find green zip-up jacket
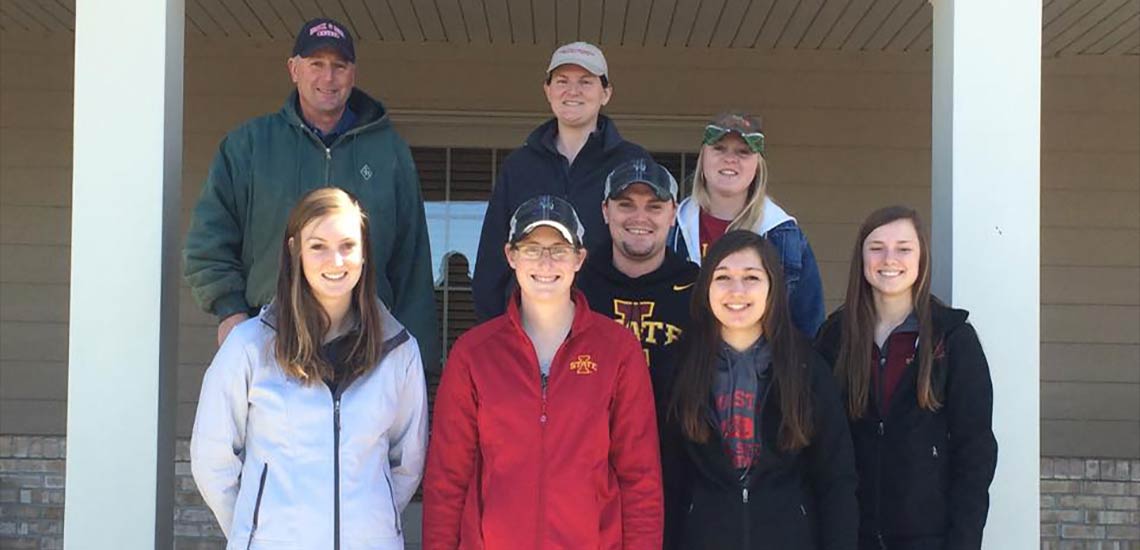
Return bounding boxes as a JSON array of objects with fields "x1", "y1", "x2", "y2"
[{"x1": 183, "y1": 88, "x2": 440, "y2": 372}]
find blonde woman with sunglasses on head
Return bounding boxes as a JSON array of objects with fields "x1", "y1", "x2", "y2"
[{"x1": 670, "y1": 112, "x2": 825, "y2": 338}]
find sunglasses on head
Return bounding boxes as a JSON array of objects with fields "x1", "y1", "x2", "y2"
[{"x1": 703, "y1": 124, "x2": 765, "y2": 154}]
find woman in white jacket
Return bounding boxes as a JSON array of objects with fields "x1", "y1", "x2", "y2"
[{"x1": 191, "y1": 187, "x2": 428, "y2": 550}]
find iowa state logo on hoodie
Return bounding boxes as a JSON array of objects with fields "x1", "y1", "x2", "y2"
[{"x1": 611, "y1": 299, "x2": 684, "y2": 367}]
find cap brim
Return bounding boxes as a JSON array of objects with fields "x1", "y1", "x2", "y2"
[
  {"x1": 517, "y1": 220, "x2": 577, "y2": 246},
  {"x1": 608, "y1": 181, "x2": 675, "y2": 202},
  {"x1": 297, "y1": 40, "x2": 354, "y2": 62},
  {"x1": 546, "y1": 60, "x2": 606, "y2": 77}
]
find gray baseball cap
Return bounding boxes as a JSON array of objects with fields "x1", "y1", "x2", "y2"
[{"x1": 603, "y1": 159, "x2": 679, "y2": 202}]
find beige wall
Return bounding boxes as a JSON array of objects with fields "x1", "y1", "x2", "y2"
[{"x1": 1, "y1": 32, "x2": 1137, "y2": 457}]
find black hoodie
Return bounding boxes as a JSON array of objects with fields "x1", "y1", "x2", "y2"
[{"x1": 577, "y1": 246, "x2": 699, "y2": 408}]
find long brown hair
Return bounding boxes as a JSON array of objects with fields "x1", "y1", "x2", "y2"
[
  {"x1": 274, "y1": 187, "x2": 384, "y2": 383},
  {"x1": 669, "y1": 230, "x2": 814, "y2": 451},
  {"x1": 835, "y1": 205, "x2": 939, "y2": 418}
]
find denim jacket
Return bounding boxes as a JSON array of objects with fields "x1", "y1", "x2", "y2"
[{"x1": 669, "y1": 197, "x2": 825, "y2": 337}]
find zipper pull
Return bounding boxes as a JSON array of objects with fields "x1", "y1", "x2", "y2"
[
  {"x1": 878, "y1": 421, "x2": 884, "y2": 436},
  {"x1": 742, "y1": 487, "x2": 749, "y2": 504},
  {"x1": 334, "y1": 398, "x2": 341, "y2": 432},
  {"x1": 539, "y1": 374, "x2": 548, "y2": 424},
  {"x1": 800, "y1": 504, "x2": 807, "y2": 516},
  {"x1": 325, "y1": 147, "x2": 332, "y2": 160},
  {"x1": 932, "y1": 445, "x2": 939, "y2": 458}
]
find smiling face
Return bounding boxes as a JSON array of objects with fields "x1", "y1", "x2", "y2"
[
  {"x1": 506, "y1": 226, "x2": 586, "y2": 304},
  {"x1": 701, "y1": 133, "x2": 760, "y2": 200},
  {"x1": 602, "y1": 183, "x2": 676, "y2": 265},
  {"x1": 708, "y1": 248, "x2": 771, "y2": 346},
  {"x1": 543, "y1": 64, "x2": 612, "y2": 130},
  {"x1": 288, "y1": 49, "x2": 356, "y2": 122},
  {"x1": 862, "y1": 218, "x2": 921, "y2": 303},
  {"x1": 298, "y1": 209, "x2": 364, "y2": 314}
]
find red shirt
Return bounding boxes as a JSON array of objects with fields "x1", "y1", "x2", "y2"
[
  {"x1": 698, "y1": 209, "x2": 733, "y2": 259},
  {"x1": 423, "y1": 290, "x2": 663, "y2": 549}
]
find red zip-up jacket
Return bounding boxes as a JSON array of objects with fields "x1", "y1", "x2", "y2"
[{"x1": 423, "y1": 290, "x2": 663, "y2": 549}]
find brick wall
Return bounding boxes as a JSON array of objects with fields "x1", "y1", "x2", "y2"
[
  {"x1": 1, "y1": 435, "x2": 1137, "y2": 548},
  {"x1": 1041, "y1": 457, "x2": 1140, "y2": 549}
]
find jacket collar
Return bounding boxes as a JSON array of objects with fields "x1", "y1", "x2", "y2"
[
  {"x1": 280, "y1": 87, "x2": 389, "y2": 133},
  {"x1": 674, "y1": 196, "x2": 796, "y2": 265},
  {"x1": 524, "y1": 114, "x2": 626, "y2": 157},
  {"x1": 258, "y1": 299, "x2": 408, "y2": 351},
  {"x1": 505, "y1": 288, "x2": 596, "y2": 338}
]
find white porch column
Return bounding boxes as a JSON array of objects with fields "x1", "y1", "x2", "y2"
[
  {"x1": 931, "y1": 0, "x2": 1041, "y2": 548},
  {"x1": 65, "y1": 0, "x2": 183, "y2": 548}
]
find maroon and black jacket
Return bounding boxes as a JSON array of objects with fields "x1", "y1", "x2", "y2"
[{"x1": 815, "y1": 300, "x2": 998, "y2": 550}]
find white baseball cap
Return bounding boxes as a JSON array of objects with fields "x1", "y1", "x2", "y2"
[{"x1": 546, "y1": 42, "x2": 608, "y2": 79}]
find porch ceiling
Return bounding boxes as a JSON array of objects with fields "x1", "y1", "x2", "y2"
[{"x1": 0, "y1": 0, "x2": 1136, "y2": 56}]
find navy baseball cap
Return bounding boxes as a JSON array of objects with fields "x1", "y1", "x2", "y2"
[
  {"x1": 604, "y1": 158, "x2": 679, "y2": 202},
  {"x1": 293, "y1": 18, "x2": 355, "y2": 62},
  {"x1": 509, "y1": 195, "x2": 586, "y2": 248}
]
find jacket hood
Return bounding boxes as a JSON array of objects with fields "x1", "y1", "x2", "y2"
[
  {"x1": 523, "y1": 114, "x2": 627, "y2": 156},
  {"x1": 583, "y1": 245, "x2": 700, "y2": 290},
  {"x1": 674, "y1": 196, "x2": 796, "y2": 263},
  {"x1": 280, "y1": 87, "x2": 391, "y2": 131}
]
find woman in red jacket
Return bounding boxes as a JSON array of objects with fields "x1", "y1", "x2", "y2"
[{"x1": 424, "y1": 195, "x2": 663, "y2": 549}]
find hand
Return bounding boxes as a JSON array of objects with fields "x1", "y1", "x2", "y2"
[{"x1": 217, "y1": 313, "x2": 250, "y2": 347}]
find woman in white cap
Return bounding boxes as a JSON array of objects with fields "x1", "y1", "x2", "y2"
[
  {"x1": 425, "y1": 195, "x2": 663, "y2": 549},
  {"x1": 671, "y1": 111, "x2": 826, "y2": 338},
  {"x1": 471, "y1": 41, "x2": 653, "y2": 322}
]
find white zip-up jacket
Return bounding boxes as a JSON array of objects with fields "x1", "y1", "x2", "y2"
[{"x1": 191, "y1": 304, "x2": 428, "y2": 550}]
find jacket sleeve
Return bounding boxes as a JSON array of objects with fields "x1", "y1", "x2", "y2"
[
  {"x1": 804, "y1": 354, "x2": 859, "y2": 550},
  {"x1": 386, "y1": 338, "x2": 429, "y2": 512},
  {"x1": 471, "y1": 166, "x2": 513, "y2": 321},
  {"x1": 944, "y1": 324, "x2": 998, "y2": 550},
  {"x1": 660, "y1": 385, "x2": 693, "y2": 550},
  {"x1": 183, "y1": 134, "x2": 252, "y2": 320},
  {"x1": 387, "y1": 142, "x2": 442, "y2": 372},
  {"x1": 610, "y1": 335, "x2": 665, "y2": 550},
  {"x1": 422, "y1": 341, "x2": 480, "y2": 549},
  {"x1": 790, "y1": 231, "x2": 826, "y2": 339},
  {"x1": 189, "y1": 325, "x2": 253, "y2": 538}
]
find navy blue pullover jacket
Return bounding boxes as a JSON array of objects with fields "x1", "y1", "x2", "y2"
[{"x1": 471, "y1": 115, "x2": 650, "y2": 321}]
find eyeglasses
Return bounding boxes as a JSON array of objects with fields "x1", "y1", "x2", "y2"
[
  {"x1": 513, "y1": 244, "x2": 578, "y2": 262},
  {"x1": 703, "y1": 124, "x2": 765, "y2": 154}
]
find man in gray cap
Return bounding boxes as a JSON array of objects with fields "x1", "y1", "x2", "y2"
[
  {"x1": 471, "y1": 41, "x2": 652, "y2": 321},
  {"x1": 183, "y1": 17, "x2": 440, "y2": 371},
  {"x1": 576, "y1": 159, "x2": 698, "y2": 410}
]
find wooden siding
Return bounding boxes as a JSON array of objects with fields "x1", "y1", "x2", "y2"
[{"x1": 0, "y1": 33, "x2": 1137, "y2": 457}]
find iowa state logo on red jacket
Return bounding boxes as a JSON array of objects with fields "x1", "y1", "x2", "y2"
[{"x1": 569, "y1": 355, "x2": 597, "y2": 375}]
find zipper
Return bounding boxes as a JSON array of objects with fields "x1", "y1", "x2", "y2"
[
  {"x1": 932, "y1": 445, "x2": 939, "y2": 458},
  {"x1": 537, "y1": 370, "x2": 548, "y2": 548},
  {"x1": 246, "y1": 463, "x2": 269, "y2": 550},
  {"x1": 333, "y1": 394, "x2": 342, "y2": 550},
  {"x1": 324, "y1": 147, "x2": 332, "y2": 185},
  {"x1": 874, "y1": 352, "x2": 887, "y2": 547},
  {"x1": 382, "y1": 466, "x2": 403, "y2": 535}
]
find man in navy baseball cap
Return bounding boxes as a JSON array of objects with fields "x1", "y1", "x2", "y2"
[{"x1": 184, "y1": 16, "x2": 441, "y2": 373}]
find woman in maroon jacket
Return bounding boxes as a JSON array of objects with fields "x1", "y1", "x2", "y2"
[
  {"x1": 815, "y1": 206, "x2": 998, "y2": 550},
  {"x1": 424, "y1": 195, "x2": 663, "y2": 549}
]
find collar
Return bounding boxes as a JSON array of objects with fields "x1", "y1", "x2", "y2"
[{"x1": 506, "y1": 288, "x2": 595, "y2": 338}]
